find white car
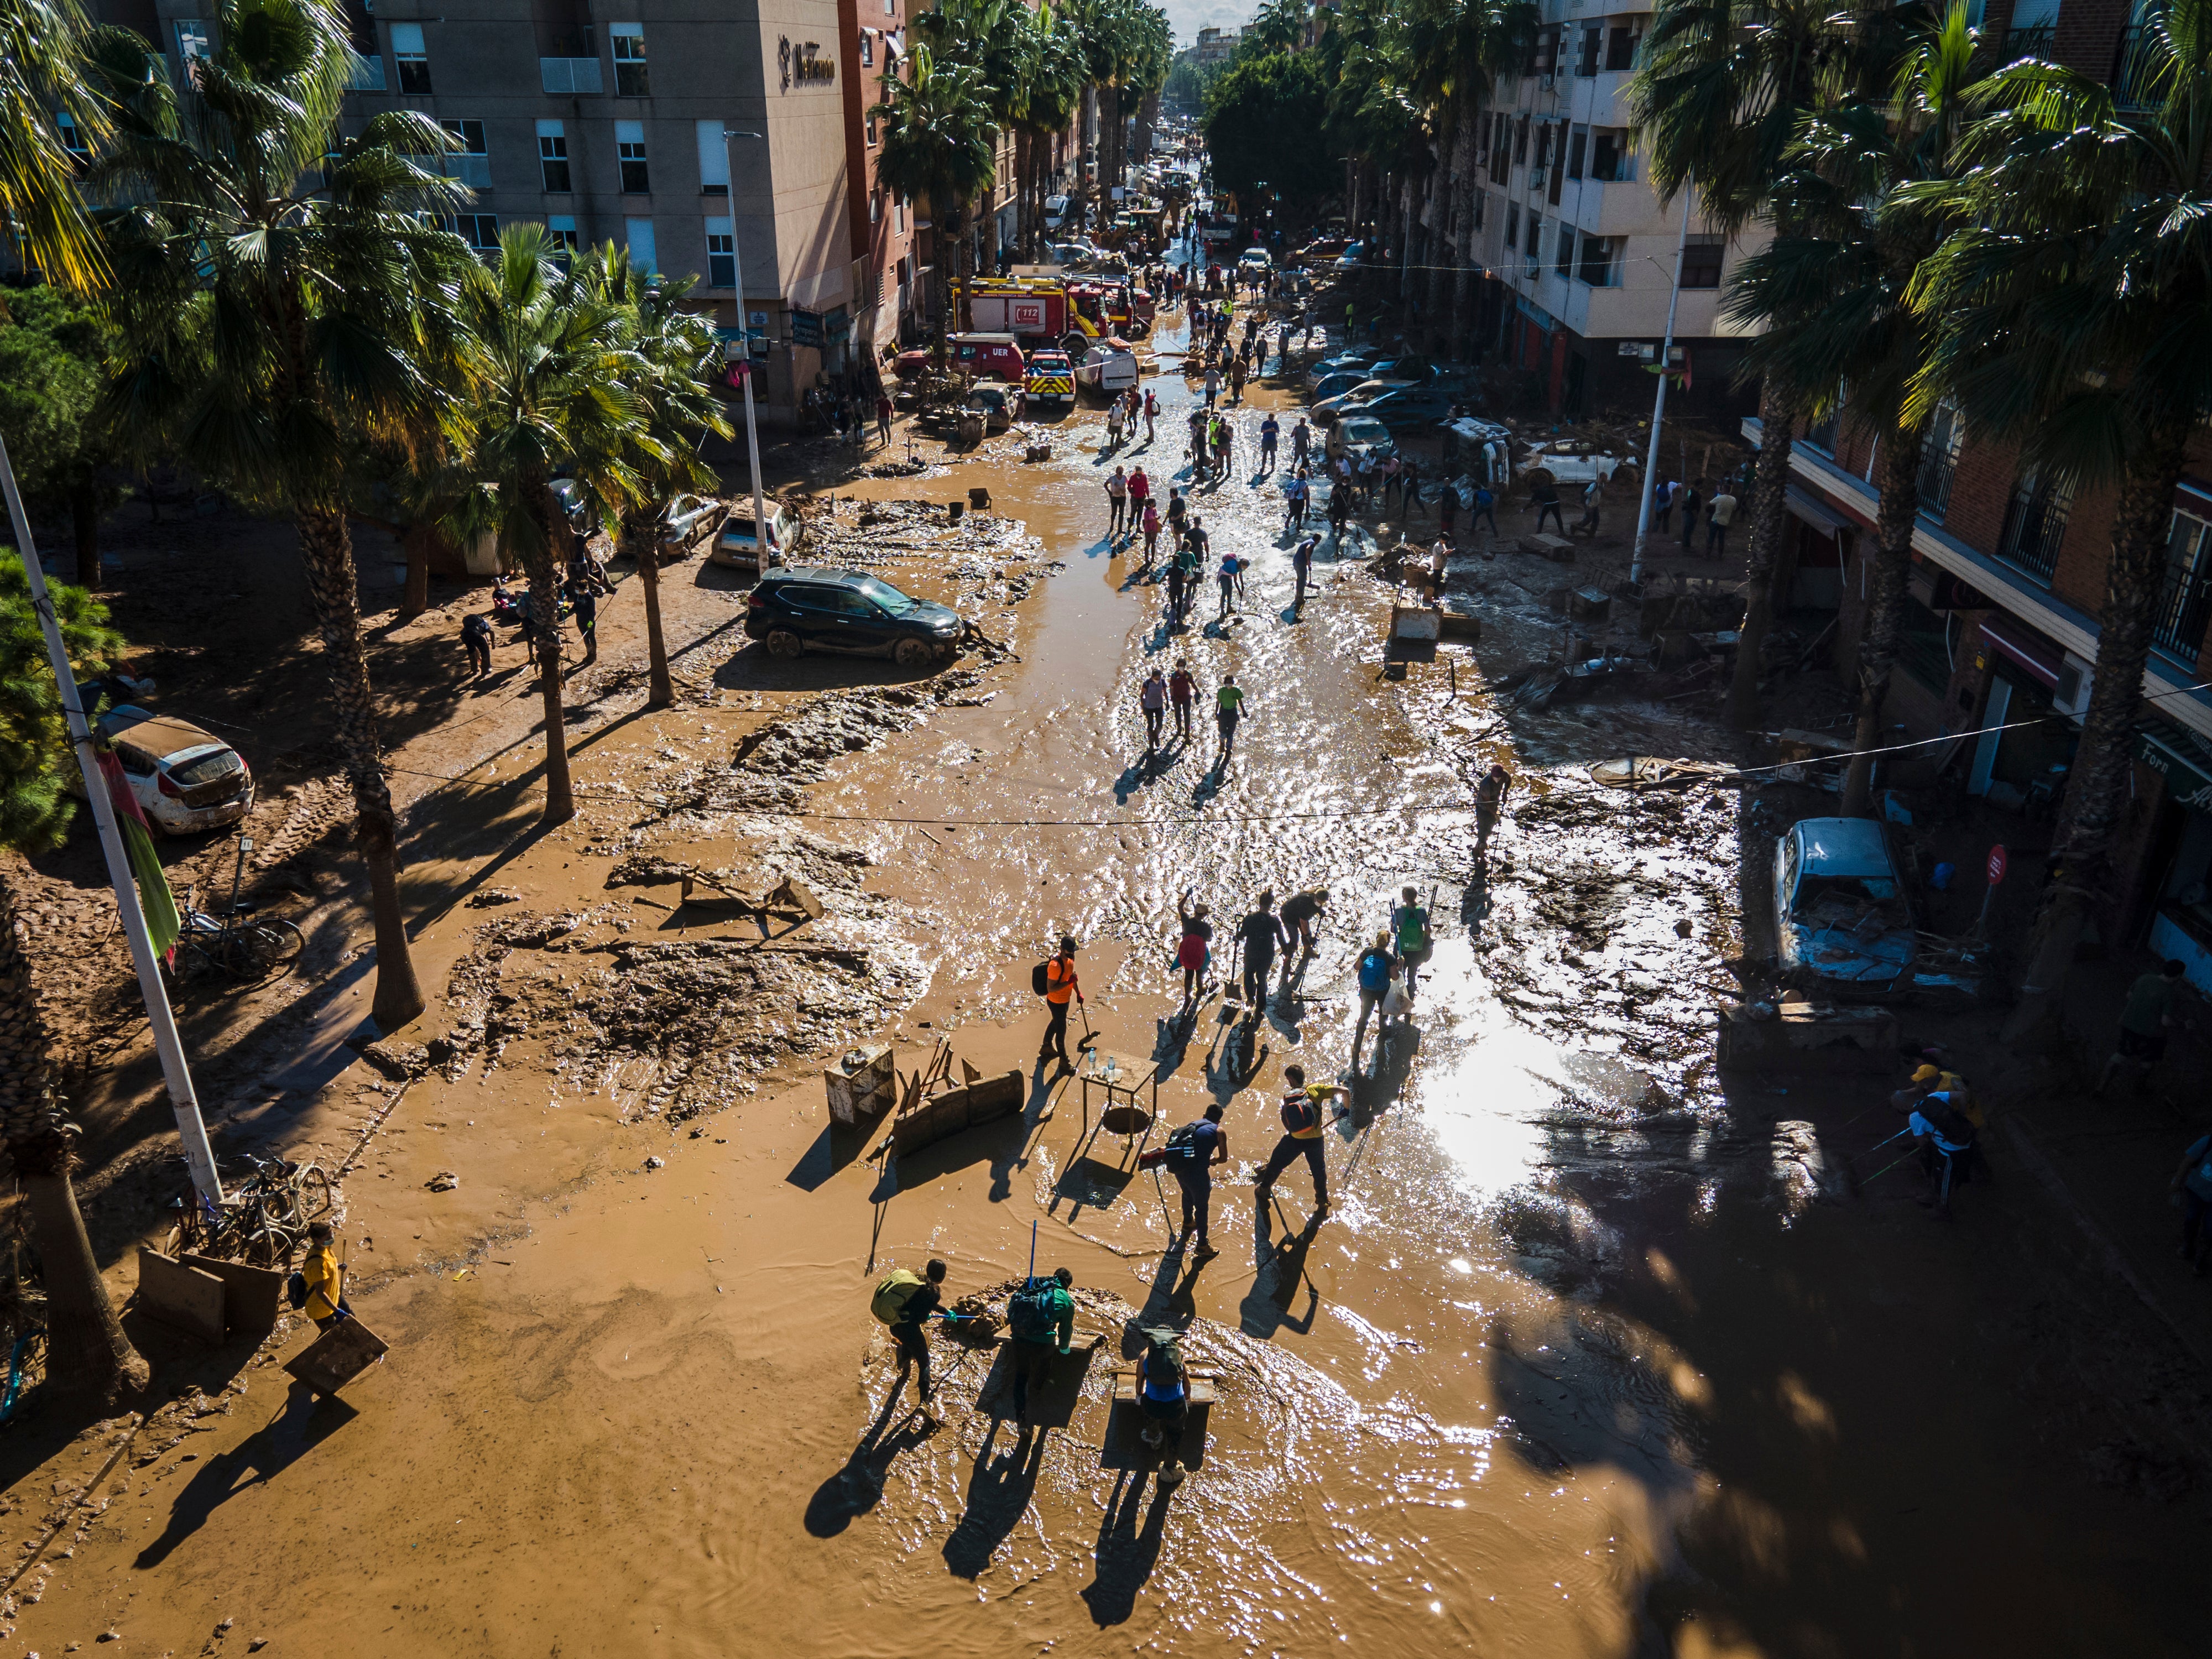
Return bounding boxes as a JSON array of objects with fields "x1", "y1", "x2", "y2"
[
  {"x1": 711, "y1": 502, "x2": 801, "y2": 572},
  {"x1": 1237, "y1": 247, "x2": 1272, "y2": 272},
  {"x1": 1772, "y1": 817, "x2": 1918, "y2": 995},
  {"x1": 1521, "y1": 439, "x2": 1626, "y2": 485},
  {"x1": 96, "y1": 707, "x2": 254, "y2": 836},
  {"x1": 1074, "y1": 343, "x2": 1139, "y2": 398},
  {"x1": 1042, "y1": 194, "x2": 1072, "y2": 231},
  {"x1": 659, "y1": 493, "x2": 722, "y2": 549}
]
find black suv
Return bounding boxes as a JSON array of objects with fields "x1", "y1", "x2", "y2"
[{"x1": 744, "y1": 566, "x2": 965, "y2": 668}]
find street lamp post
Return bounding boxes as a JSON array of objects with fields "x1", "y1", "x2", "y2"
[
  {"x1": 1629, "y1": 189, "x2": 1695, "y2": 589},
  {"x1": 721, "y1": 128, "x2": 771, "y2": 565}
]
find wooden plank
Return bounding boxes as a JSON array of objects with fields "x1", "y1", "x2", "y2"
[
  {"x1": 283, "y1": 1317, "x2": 390, "y2": 1396},
  {"x1": 135, "y1": 1249, "x2": 226, "y2": 1345},
  {"x1": 178, "y1": 1253, "x2": 286, "y2": 1337}
]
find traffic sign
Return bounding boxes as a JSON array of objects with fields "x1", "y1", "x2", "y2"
[{"x1": 1986, "y1": 844, "x2": 2008, "y2": 886}]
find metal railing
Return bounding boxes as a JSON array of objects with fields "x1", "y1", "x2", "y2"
[
  {"x1": 1995, "y1": 473, "x2": 2073, "y2": 583},
  {"x1": 1999, "y1": 23, "x2": 2053, "y2": 61},
  {"x1": 2112, "y1": 24, "x2": 2160, "y2": 106},
  {"x1": 2153, "y1": 515, "x2": 2212, "y2": 660}
]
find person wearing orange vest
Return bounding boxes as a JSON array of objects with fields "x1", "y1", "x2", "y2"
[
  {"x1": 1255, "y1": 1064, "x2": 1348, "y2": 1218},
  {"x1": 1039, "y1": 935, "x2": 1084, "y2": 1071}
]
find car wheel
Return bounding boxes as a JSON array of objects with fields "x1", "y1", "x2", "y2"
[
  {"x1": 766, "y1": 630, "x2": 804, "y2": 660},
  {"x1": 893, "y1": 637, "x2": 933, "y2": 670}
]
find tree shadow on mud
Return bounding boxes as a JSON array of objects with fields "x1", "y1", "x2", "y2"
[
  {"x1": 803, "y1": 1390, "x2": 938, "y2": 1540},
  {"x1": 1081, "y1": 1467, "x2": 1178, "y2": 1626},
  {"x1": 942, "y1": 1417, "x2": 1050, "y2": 1579},
  {"x1": 134, "y1": 1381, "x2": 358, "y2": 1568}
]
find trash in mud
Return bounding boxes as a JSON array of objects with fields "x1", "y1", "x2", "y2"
[{"x1": 426, "y1": 1170, "x2": 459, "y2": 1192}]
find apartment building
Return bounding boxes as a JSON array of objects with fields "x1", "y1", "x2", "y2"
[
  {"x1": 147, "y1": 0, "x2": 860, "y2": 421},
  {"x1": 1192, "y1": 27, "x2": 1239, "y2": 67},
  {"x1": 837, "y1": 0, "x2": 917, "y2": 356},
  {"x1": 1473, "y1": 3, "x2": 1761, "y2": 420},
  {"x1": 1772, "y1": 0, "x2": 2212, "y2": 988}
]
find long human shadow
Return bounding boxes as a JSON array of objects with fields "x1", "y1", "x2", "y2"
[
  {"x1": 135, "y1": 1383, "x2": 359, "y2": 1568},
  {"x1": 1080, "y1": 1467, "x2": 1177, "y2": 1627},
  {"x1": 1239, "y1": 1197, "x2": 1321, "y2": 1340},
  {"x1": 941, "y1": 1417, "x2": 1050, "y2": 1579},
  {"x1": 803, "y1": 1389, "x2": 938, "y2": 1539}
]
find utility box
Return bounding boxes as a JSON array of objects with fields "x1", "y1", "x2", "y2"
[
  {"x1": 825, "y1": 1045, "x2": 897, "y2": 1125},
  {"x1": 1568, "y1": 586, "x2": 1613, "y2": 622}
]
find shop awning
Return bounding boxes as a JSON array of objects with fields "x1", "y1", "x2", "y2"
[
  {"x1": 1785, "y1": 486, "x2": 1846, "y2": 537},
  {"x1": 2138, "y1": 721, "x2": 2212, "y2": 813},
  {"x1": 1979, "y1": 617, "x2": 2064, "y2": 688}
]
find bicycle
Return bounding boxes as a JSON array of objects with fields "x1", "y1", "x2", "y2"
[
  {"x1": 166, "y1": 1151, "x2": 334, "y2": 1265},
  {"x1": 179, "y1": 834, "x2": 305, "y2": 983}
]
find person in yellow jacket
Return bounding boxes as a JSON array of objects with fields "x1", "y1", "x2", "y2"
[
  {"x1": 1255, "y1": 1065, "x2": 1349, "y2": 1219},
  {"x1": 300, "y1": 1220, "x2": 349, "y2": 1328}
]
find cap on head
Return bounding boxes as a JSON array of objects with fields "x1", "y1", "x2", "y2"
[
  {"x1": 1059, "y1": 934, "x2": 1078, "y2": 954},
  {"x1": 1053, "y1": 1267, "x2": 1073, "y2": 1288},
  {"x1": 926, "y1": 1258, "x2": 948, "y2": 1282},
  {"x1": 1285, "y1": 1063, "x2": 1306, "y2": 1086},
  {"x1": 1912, "y1": 1065, "x2": 1940, "y2": 1084}
]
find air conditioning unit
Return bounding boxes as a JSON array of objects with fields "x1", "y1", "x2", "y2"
[
  {"x1": 1538, "y1": 72, "x2": 1556, "y2": 90},
  {"x1": 1530, "y1": 166, "x2": 1548, "y2": 188},
  {"x1": 2054, "y1": 653, "x2": 2094, "y2": 719}
]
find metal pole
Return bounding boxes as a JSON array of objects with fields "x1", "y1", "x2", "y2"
[
  {"x1": 722, "y1": 129, "x2": 771, "y2": 566},
  {"x1": 0, "y1": 433, "x2": 224, "y2": 1208},
  {"x1": 1629, "y1": 188, "x2": 1695, "y2": 589}
]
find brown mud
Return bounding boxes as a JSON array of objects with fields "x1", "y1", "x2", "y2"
[{"x1": 2, "y1": 313, "x2": 2205, "y2": 1659}]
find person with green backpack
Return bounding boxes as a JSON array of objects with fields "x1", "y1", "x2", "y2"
[
  {"x1": 871, "y1": 1257, "x2": 948, "y2": 1412},
  {"x1": 1135, "y1": 1326, "x2": 1191, "y2": 1485},
  {"x1": 1006, "y1": 1266, "x2": 1094, "y2": 1428}
]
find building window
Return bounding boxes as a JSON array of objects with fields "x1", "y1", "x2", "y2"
[
  {"x1": 1578, "y1": 234, "x2": 1618, "y2": 286},
  {"x1": 2153, "y1": 510, "x2": 2212, "y2": 659},
  {"x1": 1535, "y1": 124, "x2": 1552, "y2": 172},
  {"x1": 1577, "y1": 25, "x2": 1600, "y2": 76},
  {"x1": 1472, "y1": 190, "x2": 1485, "y2": 229},
  {"x1": 546, "y1": 215, "x2": 580, "y2": 267},
  {"x1": 440, "y1": 119, "x2": 490, "y2": 189},
  {"x1": 705, "y1": 217, "x2": 736, "y2": 288},
  {"x1": 1567, "y1": 128, "x2": 1586, "y2": 180},
  {"x1": 867, "y1": 114, "x2": 878, "y2": 145},
  {"x1": 1592, "y1": 130, "x2": 1626, "y2": 181},
  {"x1": 617, "y1": 121, "x2": 650, "y2": 194},
  {"x1": 1533, "y1": 27, "x2": 1559, "y2": 76},
  {"x1": 626, "y1": 217, "x2": 658, "y2": 274},
  {"x1": 1505, "y1": 200, "x2": 1520, "y2": 246},
  {"x1": 1917, "y1": 398, "x2": 1964, "y2": 521},
  {"x1": 1995, "y1": 467, "x2": 2074, "y2": 582},
  {"x1": 1605, "y1": 25, "x2": 1639, "y2": 72},
  {"x1": 390, "y1": 22, "x2": 430, "y2": 94},
  {"x1": 870, "y1": 191, "x2": 881, "y2": 224},
  {"x1": 697, "y1": 120, "x2": 729, "y2": 196},
  {"x1": 538, "y1": 121, "x2": 570, "y2": 192},
  {"x1": 1554, "y1": 226, "x2": 1575, "y2": 277},
  {"x1": 1525, "y1": 211, "x2": 1540, "y2": 256},
  {"x1": 55, "y1": 109, "x2": 89, "y2": 165},
  {"x1": 174, "y1": 18, "x2": 215, "y2": 69},
  {"x1": 1804, "y1": 403, "x2": 1840, "y2": 453},
  {"x1": 1680, "y1": 233, "x2": 1724, "y2": 289},
  {"x1": 895, "y1": 197, "x2": 906, "y2": 232},
  {"x1": 1513, "y1": 114, "x2": 1529, "y2": 164},
  {"x1": 445, "y1": 212, "x2": 498, "y2": 254},
  {"x1": 611, "y1": 22, "x2": 649, "y2": 97},
  {"x1": 861, "y1": 33, "x2": 873, "y2": 67}
]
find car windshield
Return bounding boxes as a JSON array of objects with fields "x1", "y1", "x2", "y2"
[
  {"x1": 1792, "y1": 873, "x2": 1901, "y2": 917},
  {"x1": 854, "y1": 576, "x2": 921, "y2": 614},
  {"x1": 1343, "y1": 419, "x2": 1389, "y2": 443}
]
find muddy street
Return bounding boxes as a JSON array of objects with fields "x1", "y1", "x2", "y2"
[{"x1": 5, "y1": 311, "x2": 2205, "y2": 1659}]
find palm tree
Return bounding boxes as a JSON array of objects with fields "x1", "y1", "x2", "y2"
[
  {"x1": 1726, "y1": 4, "x2": 1985, "y2": 816},
  {"x1": 1011, "y1": 8, "x2": 1084, "y2": 259},
  {"x1": 578, "y1": 247, "x2": 733, "y2": 709},
  {"x1": 93, "y1": 0, "x2": 465, "y2": 1033},
  {"x1": 1630, "y1": 0, "x2": 1875, "y2": 730},
  {"x1": 1910, "y1": 0, "x2": 2212, "y2": 1042},
  {"x1": 0, "y1": 0, "x2": 111, "y2": 289},
  {"x1": 873, "y1": 42, "x2": 999, "y2": 361},
  {"x1": 454, "y1": 226, "x2": 641, "y2": 823}
]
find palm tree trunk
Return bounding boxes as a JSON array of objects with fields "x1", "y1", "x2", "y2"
[
  {"x1": 296, "y1": 504, "x2": 427, "y2": 1030},
  {"x1": 628, "y1": 517, "x2": 674, "y2": 708},
  {"x1": 1450, "y1": 95, "x2": 1480, "y2": 358},
  {"x1": 0, "y1": 869, "x2": 148, "y2": 1406},
  {"x1": 514, "y1": 480, "x2": 577, "y2": 825},
  {"x1": 1840, "y1": 416, "x2": 1924, "y2": 816},
  {"x1": 70, "y1": 482, "x2": 100, "y2": 591},
  {"x1": 400, "y1": 520, "x2": 439, "y2": 620},
  {"x1": 1424, "y1": 111, "x2": 1459, "y2": 354},
  {"x1": 1725, "y1": 383, "x2": 1802, "y2": 729},
  {"x1": 2003, "y1": 427, "x2": 2189, "y2": 1045}
]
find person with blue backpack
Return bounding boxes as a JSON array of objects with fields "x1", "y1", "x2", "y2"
[
  {"x1": 1163, "y1": 1103, "x2": 1229, "y2": 1255},
  {"x1": 1349, "y1": 932, "x2": 1397, "y2": 1072}
]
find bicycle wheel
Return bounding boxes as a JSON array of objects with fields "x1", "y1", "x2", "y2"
[
  {"x1": 295, "y1": 1164, "x2": 334, "y2": 1221},
  {"x1": 228, "y1": 921, "x2": 304, "y2": 979}
]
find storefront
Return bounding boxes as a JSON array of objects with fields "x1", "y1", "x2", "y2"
[
  {"x1": 1964, "y1": 615, "x2": 2079, "y2": 811},
  {"x1": 2138, "y1": 722, "x2": 2212, "y2": 994}
]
